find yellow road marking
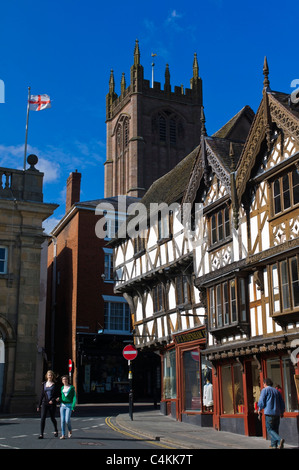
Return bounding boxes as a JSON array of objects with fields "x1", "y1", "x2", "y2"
[{"x1": 105, "y1": 417, "x2": 176, "y2": 449}]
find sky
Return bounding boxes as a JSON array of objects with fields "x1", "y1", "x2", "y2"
[{"x1": 0, "y1": 0, "x2": 298, "y2": 233}]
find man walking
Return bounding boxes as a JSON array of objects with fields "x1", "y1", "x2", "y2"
[{"x1": 258, "y1": 377, "x2": 285, "y2": 449}]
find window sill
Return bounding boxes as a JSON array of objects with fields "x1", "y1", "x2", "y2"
[
  {"x1": 209, "y1": 322, "x2": 250, "y2": 340},
  {"x1": 268, "y1": 204, "x2": 299, "y2": 222},
  {"x1": 208, "y1": 236, "x2": 232, "y2": 253},
  {"x1": 270, "y1": 309, "x2": 299, "y2": 327}
]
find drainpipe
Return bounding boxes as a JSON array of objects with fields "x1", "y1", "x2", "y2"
[{"x1": 50, "y1": 235, "x2": 57, "y2": 370}]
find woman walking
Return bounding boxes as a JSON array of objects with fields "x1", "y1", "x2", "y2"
[
  {"x1": 37, "y1": 370, "x2": 59, "y2": 439},
  {"x1": 59, "y1": 375, "x2": 76, "y2": 439}
]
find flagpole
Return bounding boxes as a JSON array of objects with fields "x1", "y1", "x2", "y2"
[{"x1": 23, "y1": 86, "x2": 31, "y2": 170}]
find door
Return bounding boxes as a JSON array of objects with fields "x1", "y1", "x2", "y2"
[
  {"x1": 245, "y1": 360, "x2": 262, "y2": 436},
  {"x1": 0, "y1": 339, "x2": 4, "y2": 407}
]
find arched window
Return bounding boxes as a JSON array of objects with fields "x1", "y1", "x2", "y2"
[
  {"x1": 115, "y1": 116, "x2": 130, "y2": 154},
  {"x1": 153, "y1": 111, "x2": 184, "y2": 145},
  {"x1": 159, "y1": 115, "x2": 166, "y2": 142}
]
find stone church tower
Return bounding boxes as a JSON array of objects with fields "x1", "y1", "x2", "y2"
[{"x1": 104, "y1": 40, "x2": 203, "y2": 198}]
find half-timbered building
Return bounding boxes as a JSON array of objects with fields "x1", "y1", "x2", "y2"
[
  {"x1": 113, "y1": 59, "x2": 299, "y2": 445},
  {"x1": 112, "y1": 103, "x2": 254, "y2": 425},
  {"x1": 189, "y1": 60, "x2": 299, "y2": 445}
]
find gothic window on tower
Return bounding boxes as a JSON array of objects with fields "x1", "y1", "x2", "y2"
[
  {"x1": 115, "y1": 116, "x2": 130, "y2": 156},
  {"x1": 152, "y1": 111, "x2": 184, "y2": 145}
]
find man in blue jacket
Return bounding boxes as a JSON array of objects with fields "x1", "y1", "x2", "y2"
[{"x1": 258, "y1": 377, "x2": 285, "y2": 449}]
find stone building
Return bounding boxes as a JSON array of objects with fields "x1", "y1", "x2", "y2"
[
  {"x1": 104, "y1": 40, "x2": 203, "y2": 198},
  {"x1": 0, "y1": 155, "x2": 57, "y2": 413}
]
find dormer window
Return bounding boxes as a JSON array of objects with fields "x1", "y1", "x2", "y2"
[
  {"x1": 272, "y1": 167, "x2": 299, "y2": 216},
  {"x1": 210, "y1": 206, "x2": 230, "y2": 245}
]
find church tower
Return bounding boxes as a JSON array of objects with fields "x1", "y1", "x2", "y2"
[{"x1": 104, "y1": 40, "x2": 203, "y2": 198}]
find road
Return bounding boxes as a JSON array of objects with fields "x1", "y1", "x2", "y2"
[{"x1": 0, "y1": 403, "x2": 175, "y2": 451}]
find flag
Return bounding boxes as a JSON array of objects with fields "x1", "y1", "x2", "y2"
[{"x1": 29, "y1": 94, "x2": 51, "y2": 111}]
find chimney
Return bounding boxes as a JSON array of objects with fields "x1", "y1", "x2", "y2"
[{"x1": 66, "y1": 170, "x2": 81, "y2": 212}]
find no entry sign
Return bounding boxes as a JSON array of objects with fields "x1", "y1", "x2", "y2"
[{"x1": 123, "y1": 344, "x2": 138, "y2": 361}]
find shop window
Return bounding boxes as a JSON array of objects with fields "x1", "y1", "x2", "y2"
[
  {"x1": 183, "y1": 349, "x2": 201, "y2": 411},
  {"x1": 208, "y1": 277, "x2": 247, "y2": 329},
  {"x1": 210, "y1": 206, "x2": 230, "y2": 246},
  {"x1": 104, "y1": 301, "x2": 130, "y2": 333},
  {"x1": 163, "y1": 349, "x2": 176, "y2": 399},
  {"x1": 270, "y1": 256, "x2": 299, "y2": 314},
  {"x1": 251, "y1": 362, "x2": 262, "y2": 413},
  {"x1": 221, "y1": 363, "x2": 244, "y2": 414},
  {"x1": 202, "y1": 358, "x2": 213, "y2": 412},
  {"x1": 0, "y1": 246, "x2": 8, "y2": 274},
  {"x1": 266, "y1": 356, "x2": 298, "y2": 412},
  {"x1": 272, "y1": 167, "x2": 299, "y2": 216}
]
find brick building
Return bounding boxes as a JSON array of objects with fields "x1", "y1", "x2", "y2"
[{"x1": 46, "y1": 171, "x2": 159, "y2": 401}]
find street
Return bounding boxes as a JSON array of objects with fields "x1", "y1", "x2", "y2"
[{"x1": 0, "y1": 403, "x2": 175, "y2": 451}]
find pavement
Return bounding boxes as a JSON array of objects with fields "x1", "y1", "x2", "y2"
[
  {"x1": 0, "y1": 402, "x2": 296, "y2": 450},
  {"x1": 114, "y1": 404, "x2": 296, "y2": 450}
]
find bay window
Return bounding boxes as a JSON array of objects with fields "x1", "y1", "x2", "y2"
[
  {"x1": 176, "y1": 275, "x2": 190, "y2": 305},
  {"x1": 209, "y1": 277, "x2": 247, "y2": 330},
  {"x1": 153, "y1": 283, "x2": 164, "y2": 312},
  {"x1": 270, "y1": 255, "x2": 299, "y2": 314}
]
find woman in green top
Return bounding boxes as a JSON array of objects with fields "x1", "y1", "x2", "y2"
[{"x1": 59, "y1": 375, "x2": 76, "y2": 439}]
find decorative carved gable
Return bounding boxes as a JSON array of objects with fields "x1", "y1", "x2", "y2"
[{"x1": 236, "y1": 91, "x2": 299, "y2": 203}]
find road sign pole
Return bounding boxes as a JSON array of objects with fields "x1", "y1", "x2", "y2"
[
  {"x1": 68, "y1": 359, "x2": 72, "y2": 384},
  {"x1": 128, "y1": 360, "x2": 133, "y2": 421},
  {"x1": 122, "y1": 345, "x2": 138, "y2": 421}
]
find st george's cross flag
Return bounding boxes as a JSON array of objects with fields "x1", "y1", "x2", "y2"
[{"x1": 29, "y1": 94, "x2": 51, "y2": 111}]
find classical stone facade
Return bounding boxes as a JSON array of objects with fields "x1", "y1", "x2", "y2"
[{"x1": 0, "y1": 155, "x2": 57, "y2": 413}]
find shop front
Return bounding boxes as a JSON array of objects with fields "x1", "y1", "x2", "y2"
[
  {"x1": 160, "y1": 327, "x2": 214, "y2": 427},
  {"x1": 205, "y1": 340, "x2": 299, "y2": 446},
  {"x1": 76, "y1": 333, "x2": 161, "y2": 404}
]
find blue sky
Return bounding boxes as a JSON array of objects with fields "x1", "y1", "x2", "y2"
[{"x1": 0, "y1": 0, "x2": 298, "y2": 232}]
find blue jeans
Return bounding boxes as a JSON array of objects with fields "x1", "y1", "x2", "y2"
[
  {"x1": 265, "y1": 415, "x2": 281, "y2": 447},
  {"x1": 60, "y1": 403, "x2": 72, "y2": 436}
]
